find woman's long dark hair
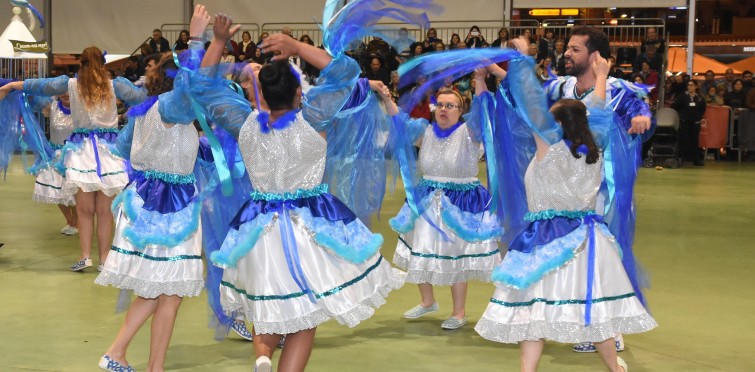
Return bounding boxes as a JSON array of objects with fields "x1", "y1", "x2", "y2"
[
  {"x1": 258, "y1": 61, "x2": 300, "y2": 111},
  {"x1": 145, "y1": 54, "x2": 178, "y2": 97},
  {"x1": 550, "y1": 99, "x2": 599, "y2": 164}
]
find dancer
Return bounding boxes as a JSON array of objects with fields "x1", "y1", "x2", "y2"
[
  {"x1": 28, "y1": 94, "x2": 78, "y2": 235},
  {"x1": 473, "y1": 39, "x2": 656, "y2": 372},
  {"x1": 93, "y1": 17, "x2": 207, "y2": 371},
  {"x1": 188, "y1": 3, "x2": 423, "y2": 369},
  {"x1": 0, "y1": 47, "x2": 146, "y2": 272},
  {"x1": 388, "y1": 87, "x2": 502, "y2": 330}
]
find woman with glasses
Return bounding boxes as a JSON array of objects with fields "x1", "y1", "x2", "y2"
[{"x1": 388, "y1": 88, "x2": 502, "y2": 330}]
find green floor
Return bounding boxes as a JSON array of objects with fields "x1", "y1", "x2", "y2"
[{"x1": 1, "y1": 157, "x2": 754, "y2": 372}]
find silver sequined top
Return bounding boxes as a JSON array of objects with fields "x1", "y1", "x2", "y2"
[
  {"x1": 418, "y1": 124, "x2": 483, "y2": 181},
  {"x1": 238, "y1": 111, "x2": 326, "y2": 193},
  {"x1": 130, "y1": 104, "x2": 199, "y2": 175},
  {"x1": 524, "y1": 141, "x2": 603, "y2": 212},
  {"x1": 67, "y1": 78, "x2": 118, "y2": 129},
  {"x1": 49, "y1": 100, "x2": 74, "y2": 146}
]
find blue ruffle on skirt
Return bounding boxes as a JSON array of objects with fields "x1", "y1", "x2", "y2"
[
  {"x1": 113, "y1": 185, "x2": 202, "y2": 249},
  {"x1": 212, "y1": 191, "x2": 382, "y2": 268},
  {"x1": 390, "y1": 180, "x2": 502, "y2": 242}
]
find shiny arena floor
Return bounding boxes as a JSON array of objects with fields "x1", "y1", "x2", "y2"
[{"x1": 1, "y1": 157, "x2": 753, "y2": 371}]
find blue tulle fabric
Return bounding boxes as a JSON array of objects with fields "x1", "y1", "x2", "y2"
[
  {"x1": 0, "y1": 91, "x2": 55, "y2": 176},
  {"x1": 112, "y1": 186, "x2": 201, "y2": 250},
  {"x1": 397, "y1": 48, "x2": 522, "y2": 113},
  {"x1": 23, "y1": 76, "x2": 146, "y2": 106},
  {"x1": 389, "y1": 181, "x2": 502, "y2": 242},
  {"x1": 195, "y1": 126, "x2": 253, "y2": 335},
  {"x1": 492, "y1": 222, "x2": 616, "y2": 290},
  {"x1": 321, "y1": 0, "x2": 440, "y2": 57}
]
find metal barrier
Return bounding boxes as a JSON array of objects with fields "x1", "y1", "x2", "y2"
[
  {"x1": 160, "y1": 23, "x2": 262, "y2": 46},
  {"x1": 422, "y1": 20, "x2": 540, "y2": 48},
  {"x1": 261, "y1": 22, "x2": 323, "y2": 46},
  {"x1": 728, "y1": 107, "x2": 748, "y2": 162}
]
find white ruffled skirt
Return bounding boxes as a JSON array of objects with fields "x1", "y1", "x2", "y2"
[
  {"x1": 475, "y1": 224, "x2": 657, "y2": 344},
  {"x1": 62, "y1": 137, "x2": 128, "y2": 197},
  {"x1": 95, "y1": 185, "x2": 204, "y2": 298},
  {"x1": 32, "y1": 150, "x2": 75, "y2": 206},
  {"x1": 391, "y1": 190, "x2": 502, "y2": 286},
  {"x1": 215, "y1": 209, "x2": 405, "y2": 335}
]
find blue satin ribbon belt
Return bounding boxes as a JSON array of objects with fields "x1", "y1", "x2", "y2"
[
  {"x1": 67, "y1": 128, "x2": 119, "y2": 179},
  {"x1": 230, "y1": 192, "x2": 356, "y2": 230},
  {"x1": 127, "y1": 166, "x2": 196, "y2": 214},
  {"x1": 417, "y1": 179, "x2": 490, "y2": 214}
]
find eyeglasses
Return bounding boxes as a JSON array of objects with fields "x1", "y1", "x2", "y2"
[{"x1": 436, "y1": 102, "x2": 461, "y2": 110}]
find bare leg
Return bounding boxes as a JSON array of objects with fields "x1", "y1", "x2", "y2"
[
  {"x1": 58, "y1": 204, "x2": 74, "y2": 226},
  {"x1": 146, "y1": 295, "x2": 183, "y2": 372},
  {"x1": 105, "y1": 296, "x2": 159, "y2": 366},
  {"x1": 520, "y1": 339, "x2": 544, "y2": 372},
  {"x1": 450, "y1": 282, "x2": 467, "y2": 318},
  {"x1": 95, "y1": 191, "x2": 115, "y2": 263},
  {"x1": 253, "y1": 331, "x2": 282, "y2": 360},
  {"x1": 595, "y1": 338, "x2": 623, "y2": 372},
  {"x1": 418, "y1": 283, "x2": 435, "y2": 307},
  {"x1": 70, "y1": 206, "x2": 78, "y2": 228},
  {"x1": 75, "y1": 191, "x2": 96, "y2": 259},
  {"x1": 277, "y1": 328, "x2": 317, "y2": 372}
]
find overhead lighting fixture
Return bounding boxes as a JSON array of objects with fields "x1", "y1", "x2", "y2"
[{"x1": 621, "y1": 14, "x2": 628, "y2": 18}]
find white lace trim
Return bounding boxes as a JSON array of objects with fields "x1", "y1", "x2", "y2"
[
  {"x1": 32, "y1": 194, "x2": 75, "y2": 206},
  {"x1": 95, "y1": 271, "x2": 204, "y2": 298},
  {"x1": 474, "y1": 314, "x2": 658, "y2": 344}
]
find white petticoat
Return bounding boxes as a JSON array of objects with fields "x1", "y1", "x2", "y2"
[
  {"x1": 62, "y1": 137, "x2": 128, "y2": 196},
  {"x1": 392, "y1": 193, "x2": 502, "y2": 286},
  {"x1": 474, "y1": 227, "x2": 657, "y2": 344},
  {"x1": 218, "y1": 217, "x2": 405, "y2": 335},
  {"x1": 32, "y1": 150, "x2": 75, "y2": 205},
  {"x1": 94, "y1": 208, "x2": 204, "y2": 299}
]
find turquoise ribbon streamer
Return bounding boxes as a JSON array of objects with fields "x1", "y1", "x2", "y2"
[
  {"x1": 279, "y1": 205, "x2": 317, "y2": 303},
  {"x1": 173, "y1": 51, "x2": 234, "y2": 196},
  {"x1": 602, "y1": 136, "x2": 616, "y2": 216}
]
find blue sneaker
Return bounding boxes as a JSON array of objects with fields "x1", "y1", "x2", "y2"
[
  {"x1": 231, "y1": 320, "x2": 253, "y2": 341},
  {"x1": 98, "y1": 355, "x2": 135, "y2": 372},
  {"x1": 70, "y1": 258, "x2": 92, "y2": 272},
  {"x1": 573, "y1": 335, "x2": 624, "y2": 353}
]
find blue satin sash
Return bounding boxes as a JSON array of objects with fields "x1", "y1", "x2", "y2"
[
  {"x1": 417, "y1": 179, "x2": 490, "y2": 214},
  {"x1": 127, "y1": 165, "x2": 196, "y2": 214},
  {"x1": 67, "y1": 128, "x2": 119, "y2": 179}
]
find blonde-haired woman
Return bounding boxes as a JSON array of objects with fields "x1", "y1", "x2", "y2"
[{"x1": 0, "y1": 46, "x2": 146, "y2": 272}]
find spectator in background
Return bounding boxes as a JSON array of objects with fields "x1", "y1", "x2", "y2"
[
  {"x1": 725, "y1": 79, "x2": 747, "y2": 108},
  {"x1": 448, "y1": 33, "x2": 461, "y2": 50},
  {"x1": 395, "y1": 27, "x2": 414, "y2": 54},
  {"x1": 363, "y1": 56, "x2": 391, "y2": 86},
  {"x1": 257, "y1": 32, "x2": 273, "y2": 63},
  {"x1": 633, "y1": 44, "x2": 662, "y2": 73},
  {"x1": 640, "y1": 27, "x2": 665, "y2": 54},
  {"x1": 281, "y1": 26, "x2": 293, "y2": 38},
  {"x1": 552, "y1": 38, "x2": 566, "y2": 76},
  {"x1": 236, "y1": 31, "x2": 257, "y2": 62},
  {"x1": 410, "y1": 42, "x2": 425, "y2": 57},
  {"x1": 537, "y1": 29, "x2": 556, "y2": 61},
  {"x1": 173, "y1": 30, "x2": 190, "y2": 52},
  {"x1": 704, "y1": 85, "x2": 723, "y2": 106},
  {"x1": 607, "y1": 56, "x2": 625, "y2": 80},
  {"x1": 717, "y1": 68, "x2": 737, "y2": 93},
  {"x1": 673, "y1": 80, "x2": 706, "y2": 166},
  {"x1": 637, "y1": 61, "x2": 659, "y2": 104},
  {"x1": 456, "y1": 41, "x2": 467, "y2": 49},
  {"x1": 716, "y1": 86, "x2": 728, "y2": 105},
  {"x1": 423, "y1": 28, "x2": 442, "y2": 52},
  {"x1": 149, "y1": 29, "x2": 170, "y2": 53},
  {"x1": 435, "y1": 41, "x2": 446, "y2": 52},
  {"x1": 250, "y1": 47, "x2": 266, "y2": 65},
  {"x1": 528, "y1": 43, "x2": 538, "y2": 57},
  {"x1": 742, "y1": 70, "x2": 753, "y2": 94},
  {"x1": 465, "y1": 25, "x2": 486, "y2": 49},
  {"x1": 669, "y1": 72, "x2": 687, "y2": 98},
  {"x1": 491, "y1": 27, "x2": 510, "y2": 48},
  {"x1": 700, "y1": 70, "x2": 717, "y2": 94},
  {"x1": 389, "y1": 70, "x2": 400, "y2": 103},
  {"x1": 367, "y1": 36, "x2": 397, "y2": 71},
  {"x1": 520, "y1": 28, "x2": 535, "y2": 44}
]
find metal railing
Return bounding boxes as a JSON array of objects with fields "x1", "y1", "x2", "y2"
[{"x1": 161, "y1": 23, "x2": 262, "y2": 45}]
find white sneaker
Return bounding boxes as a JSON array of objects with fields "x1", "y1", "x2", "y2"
[
  {"x1": 63, "y1": 226, "x2": 79, "y2": 236},
  {"x1": 60, "y1": 225, "x2": 71, "y2": 234},
  {"x1": 254, "y1": 356, "x2": 272, "y2": 372},
  {"x1": 97, "y1": 263, "x2": 104, "y2": 272},
  {"x1": 70, "y1": 258, "x2": 92, "y2": 272}
]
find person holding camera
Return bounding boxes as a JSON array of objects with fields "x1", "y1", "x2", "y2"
[{"x1": 465, "y1": 25, "x2": 486, "y2": 49}]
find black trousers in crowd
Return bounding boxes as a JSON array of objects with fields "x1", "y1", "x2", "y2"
[{"x1": 679, "y1": 119, "x2": 703, "y2": 165}]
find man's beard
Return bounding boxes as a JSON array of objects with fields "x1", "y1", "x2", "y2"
[{"x1": 565, "y1": 58, "x2": 587, "y2": 77}]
